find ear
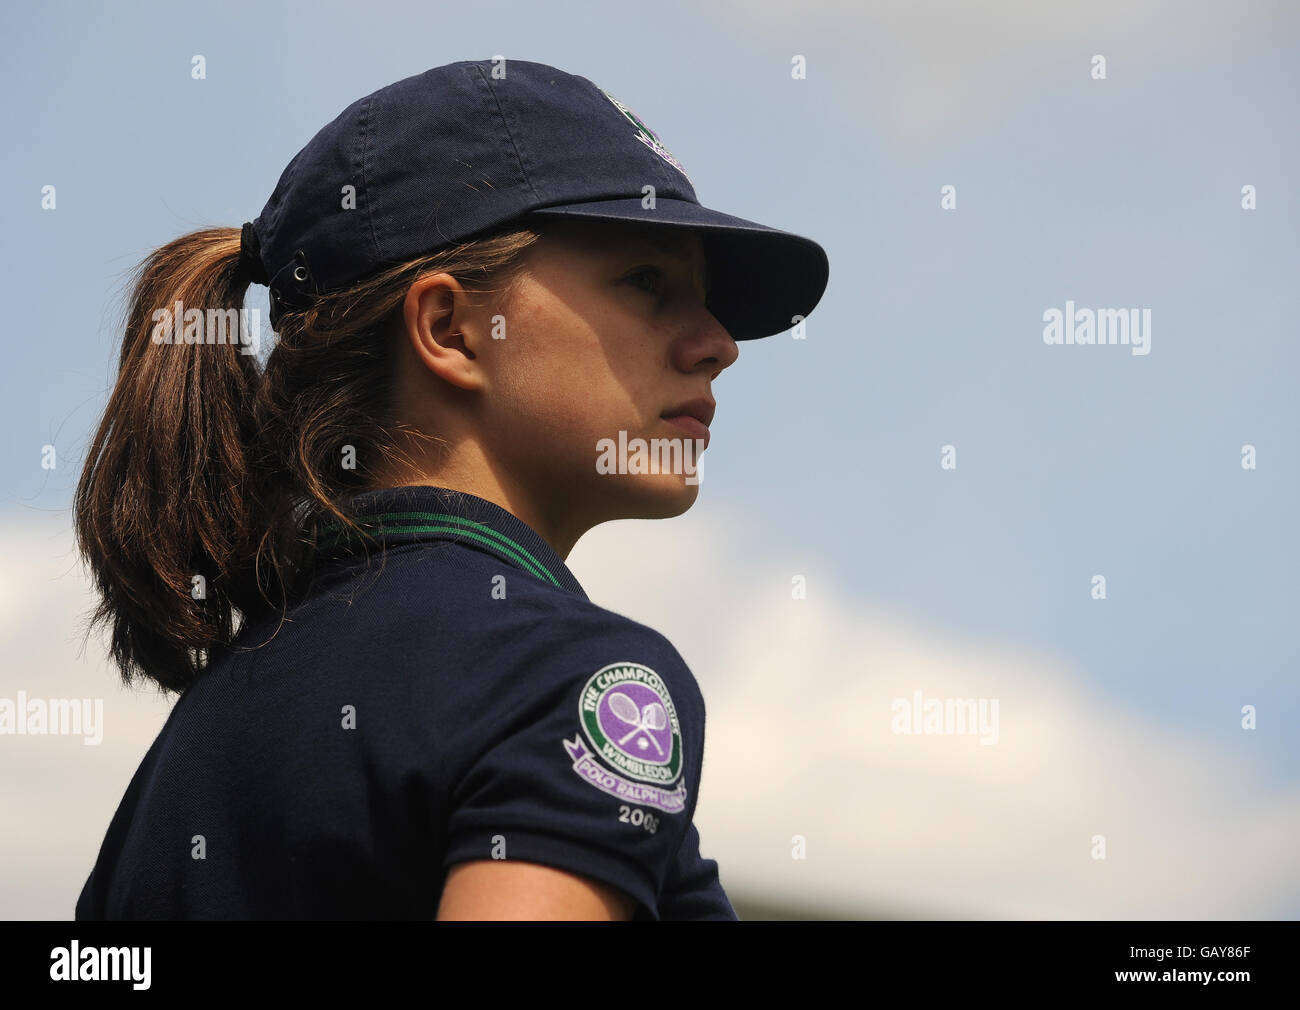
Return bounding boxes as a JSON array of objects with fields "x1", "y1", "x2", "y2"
[{"x1": 400, "y1": 272, "x2": 487, "y2": 393}]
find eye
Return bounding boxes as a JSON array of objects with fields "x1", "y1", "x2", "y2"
[{"x1": 623, "y1": 266, "x2": 666, "y2": 296}]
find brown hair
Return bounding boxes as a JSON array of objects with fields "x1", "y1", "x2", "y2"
[{"x1": 75, "y1": 224, "x2": 542, "y2": 695}]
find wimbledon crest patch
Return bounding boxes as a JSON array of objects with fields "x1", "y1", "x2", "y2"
[
  {"x1": 598, "y1": 88, "x2": 693, "y2": 186},
  {"x1": 563, "y1": 662, "x2": 688, "y2": 814}
]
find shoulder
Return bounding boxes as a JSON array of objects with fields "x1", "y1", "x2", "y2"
[
  {"x1": 289, "y1": 542, "x2": 708, "y2": 741},
  {"x1": 504, "y1": 581, "x2": 700, "y2": 701},
  {"x1": 445, "y1": 571, "x2": 706, "y2": 756},
  {"x1": 429, "y1": 565, "x2": 711, "y2": 918},
  {"x1": 355, "y1": 542, "x2": 705, "y2": 719},
  {"x1": 426, "y1": 565, "x2": 709, "y2": 809},
  {"x1": 321, "y1": 541, "x2": 715, "y2": 918}
]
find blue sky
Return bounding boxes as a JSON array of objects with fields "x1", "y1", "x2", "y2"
[{"x1": 1, "y1": 0, "x2": 1296, "y2": 918}]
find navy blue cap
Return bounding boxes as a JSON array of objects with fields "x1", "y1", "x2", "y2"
[{"x1": 248, "y1": 59, "x2": 829, "y2": 340}]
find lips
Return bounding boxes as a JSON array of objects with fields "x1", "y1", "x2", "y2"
[
  {"x1": 660, "y1": 398, "x2": 715, "y2": 448},
  {"x1": 660, "y1": 398, "x2": 715, "y2": 429}
]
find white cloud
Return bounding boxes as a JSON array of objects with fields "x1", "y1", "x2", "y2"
[
  {"x1": 570, "y1": 500, "x2": 1300, "y2": 918},
  {"x1": 713, "y1": 0, "x2": 1296, "y2": 145},
  {"x1": 0, "y1": 513, "x2": 173, "y2": 920},
  {"x1": 3, "y1": 504, "x2": 1296, "y2": 919}
]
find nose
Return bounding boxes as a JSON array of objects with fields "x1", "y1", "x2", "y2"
[{"x1": 671, "y1": 307, "x2": 740, "y2": 379}]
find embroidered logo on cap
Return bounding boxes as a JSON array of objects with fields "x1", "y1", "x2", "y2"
[
  {"x1": 563, "y1": 662, "x2": 687, "y2": 814},
  {"x1": 598, "y1": 88, "x2": 693, "y2": 186}
]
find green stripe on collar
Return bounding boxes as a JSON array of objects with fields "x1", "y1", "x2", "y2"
[{"x1": 320, "y1": 510, "x2": 561, "y2": 588}]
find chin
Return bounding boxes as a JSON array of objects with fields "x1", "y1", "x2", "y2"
[{"x1": 614, "y1": 473, "x2": 701, "y2": 520}]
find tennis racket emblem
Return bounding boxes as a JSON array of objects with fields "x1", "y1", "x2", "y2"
[{"x1": 607, "y1": 691, "x2": 667, "y2": 756}]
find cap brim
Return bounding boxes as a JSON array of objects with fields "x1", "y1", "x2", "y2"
[{"x1": 520, "y1": 198, "x2": 828, "y2": 341}]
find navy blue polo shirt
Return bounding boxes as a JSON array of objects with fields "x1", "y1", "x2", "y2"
[{"x1": 74, "y1": 485, "x2": 737, "y2": 921}]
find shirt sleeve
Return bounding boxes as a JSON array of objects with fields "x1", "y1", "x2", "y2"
[
  {"x1": 439, "y1": 610, "x2": 707, "y2": 920},
  {"x1": 656, "y1": 820, "x2": 740, "y2": 921}
]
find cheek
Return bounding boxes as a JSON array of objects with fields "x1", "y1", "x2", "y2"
[
  {"x1": 496, "y1": 296, "x2": 642, "y2": 435},
  {"x1": 486, "y1": 330, "x2": 601, "y2": 453}
]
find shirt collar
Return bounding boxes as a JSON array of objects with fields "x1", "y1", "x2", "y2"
[{"x1": 320, "y1": 485, "x2": 588, "y2": 599}]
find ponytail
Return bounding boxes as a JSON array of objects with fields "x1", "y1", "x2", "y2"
[
  {"x1": 75, "y1": 228, "x2": 267, "y2": 693},
  {"x1": 77, "y1": 223, "x2": 543, "y2": 694}
]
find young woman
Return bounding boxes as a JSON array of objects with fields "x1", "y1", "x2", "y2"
[{"x1": 73, "y1": 58, "x2": 828, "y2": 920}]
